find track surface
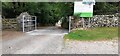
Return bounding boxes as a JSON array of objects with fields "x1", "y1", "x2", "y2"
[
  {"x1": 2, "y1": 26, "x2": 118, "y2": 54},
  {"x1": 2, "y1": 27, "x2": 68, "y2": 54}
]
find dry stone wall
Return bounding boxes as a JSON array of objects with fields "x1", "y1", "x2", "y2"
[
  {"x1": 71, "y1": 14, "x2": 119, "y2": 29},
  {"x1": 17, "y1": 12, "x2": 35, "y2": 32},
  {"x1": 89, "y1": 14, "x2": 119, "y2": 27}
]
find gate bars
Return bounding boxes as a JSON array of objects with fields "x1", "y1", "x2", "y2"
[{"x1": 22, "y1": 15, "x2": 37, "y2": 32}]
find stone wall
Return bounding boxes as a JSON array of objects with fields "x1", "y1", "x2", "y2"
[
  {"x1": 89, "y1": 14, "x2": 119, "y2": 27},
  {"x1": 71, "y1": 14, "x2": 119, "y2": 29},
  {"x1": 17, "y1": 12, "x2": 37, "y2": 32},
  {"x1": 17, "y1": 12, "x2": 32, "y2": 31}
]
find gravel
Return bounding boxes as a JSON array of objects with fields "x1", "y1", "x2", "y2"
[
  {"x1": 2, "y1": 27, "x2": 118, "y2": 54},
  {"x1": 62, "y1": 40, "x2": 118, "y2": 54},
  {"x1": 2, "y1": 27, "x2": 67, "y2": 54}
]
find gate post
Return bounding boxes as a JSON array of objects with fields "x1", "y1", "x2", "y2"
[
  {"x1": 82, "y1": 18, "x2": 85, "y2": 28},
  {"x1": 22, "y1": 15, "x2": 25, "y2": 32},
  {"x1": 88, "y1": 17, "x2": 91, "y2": 28},
  {"x1": 35, "y1": 16, "x2": 37, "y2": 30},
  {"x1": 69, "y1": 16, "x2": 71, "y2": 32}
]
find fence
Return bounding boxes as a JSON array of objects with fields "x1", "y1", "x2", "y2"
[{"x1": 2, "y1": 18, "x2": 18, "y2": 30}]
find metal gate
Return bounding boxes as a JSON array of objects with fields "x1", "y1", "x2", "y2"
[{"x1": 22, "y1": 15, "x2": 37, "y2": 32}]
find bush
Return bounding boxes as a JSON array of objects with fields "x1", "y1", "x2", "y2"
[{"x1": 61, "y1": 17, "x2": 69, "y2": 29}]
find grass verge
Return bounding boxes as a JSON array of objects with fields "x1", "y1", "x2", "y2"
[{"x1": 64, "y1": 27, "x2": 118, "y2": 41}]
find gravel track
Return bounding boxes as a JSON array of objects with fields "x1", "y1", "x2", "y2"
[
  {"x1": 2, "y1": 27, "x2": 118, "y2": 54},
  {"x1": 2, "y1": 27, "x2": 67, "y2": 54}
]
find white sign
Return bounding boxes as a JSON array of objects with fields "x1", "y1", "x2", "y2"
[
  {"x1": 74, "y1": 1, "x2": 93, "y2": 13},
  {"x1": 74, "y1": 0, "x2": 95, "y2": 17}
]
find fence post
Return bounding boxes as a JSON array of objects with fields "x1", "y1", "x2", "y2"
[
  {"x1": 82, "y1": 18, "x2": 85, "y2": 28},
  {"x1": 88, "y1": 17, "x2": 91, "y2": 28}
]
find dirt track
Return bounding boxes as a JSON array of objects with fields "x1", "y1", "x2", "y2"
[
  {"x1": 2, "y1": 27, "x2": 68, "y2": 54},
  {"x1": 2, "y1": 26, "x2": 118, "y2": 54},
  {"x1": 2, "y1": 31, "x2": 24, "y2": 41}
]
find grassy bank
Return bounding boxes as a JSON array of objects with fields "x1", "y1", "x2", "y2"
[{"x1": 64, "y1": 27, "x2": 118, "y2": 41}]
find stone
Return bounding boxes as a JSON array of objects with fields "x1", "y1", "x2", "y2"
[{"x1": 70, "y1": 13, "x2": 119, "y2": 30}]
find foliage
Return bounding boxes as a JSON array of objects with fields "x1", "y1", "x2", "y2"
[
  {"x1": 94, "y1": 2, "x2": 119, "y2": 15},
  {"x1": 61, "y1": 17, "x2": 69, "y2": 29},
  {"x1": 2, "y1": 2, "x2": 73, "y2": 26},
  {"x1": 2, "y1": 2, "x2": 119, "y2": 26},
  {"x1": 64, "y1": 27, "x2": 118, "y2": 41}
]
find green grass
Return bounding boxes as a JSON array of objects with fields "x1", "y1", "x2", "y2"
[{"x1": 64, "y1": 27, "x2": 118, "y2": 41}]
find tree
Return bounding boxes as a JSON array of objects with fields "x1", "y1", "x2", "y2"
[{"x1": 94, "y1": 2, "x2": 119, "y2": 15}]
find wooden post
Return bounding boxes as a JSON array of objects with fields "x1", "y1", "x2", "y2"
[
  {"x1": 82, "y1": 18, "x2": 85, "y2": 28},
  {"x1": 0, "y1": 15, "x2": 1, "y2": 30},
  {"x1": 88, "y1": 17, "x2": 91, "y2": 28}
]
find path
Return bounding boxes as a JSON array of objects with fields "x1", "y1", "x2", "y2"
[
  {"x1": 2, "y1": 26, "x2": 118, "y2": 54},
  {"x1": 2, "y1": 26, "x2": 68, "y2": 54}
]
